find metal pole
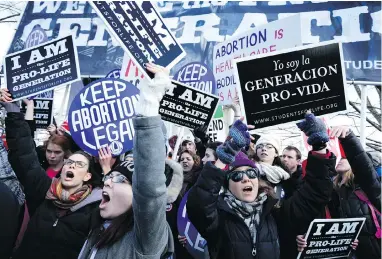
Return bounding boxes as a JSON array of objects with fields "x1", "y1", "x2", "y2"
[
  {"x1": 347, "y1": 80, "x2": 382, "y2": 86},
  {"x1": 172, "y1": 126, "x2": 184, "y2": 161},
  {"x1": 360, "y1": 85, "x2": 368, "y2": 148}
]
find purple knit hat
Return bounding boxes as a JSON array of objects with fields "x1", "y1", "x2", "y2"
[{"x1": 230, "y1": 152, "x2": 257, "y2": 170}]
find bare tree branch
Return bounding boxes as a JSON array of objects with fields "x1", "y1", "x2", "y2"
[
  {"x1": 354, "y1": 85, "x2": 381, "y2": 124},
  {"x1": 349, "y1": 101, "x2": 381, "y2": 131},
  {"x1": 366, "y1": 143, "x2": 382, "y2": 152}
]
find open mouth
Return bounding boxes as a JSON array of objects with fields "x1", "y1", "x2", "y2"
[
  {"x1": 261, "y1": 153, "x2": 268, "y2": 156},
  {"x1": 100, "y1": 191, "x2": 111, "y2": 208},
  {"x1": 66, "y1": 171, "x2": 74, "y2": 178},
  {"x1": 243, "y1": 186, "x2": 253, "y2": 193}
]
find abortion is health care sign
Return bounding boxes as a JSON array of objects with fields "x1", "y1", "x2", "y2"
[
  {"x1": 173, "y1": 62, "x2": 217, "y2": 95},
  {"x1": 90, "y1": 1, "x2": 186, "y2": 80},
  {"x1": 177, "y1": 191, "x2": 207, "y2": 259},
  {"x1": 68, "y1": 78, "x2": 139, "y2": 157},
  {"x1": 213, "y1": 14, "x2": 302, "y2": 105},
  {"x1": 4, "y1": 35, "x2": 80, "y2": 101},
  {"x1": 234, "y1": 41, "x2": 348, "y2": 129},
  {"x1": 297, "y1": 218, "x2": 365, "y2": 259}
]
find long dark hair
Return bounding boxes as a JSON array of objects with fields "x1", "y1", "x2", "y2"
[{"x1": 95, "y1": 209, "x2": 134, "y2": 248}]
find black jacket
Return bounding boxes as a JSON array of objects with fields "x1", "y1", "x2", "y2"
[
  {"x1": 0, "y1": 182, "x2": 21, "y2": 259},
  {"x1": 281, "y1": 165, "x2": 303, "y2": 200},
  {"x1": 329, "y1": 132, "x2": 381, "y2": 259},
  {"x1": 5, "y1": 112, "x2": 102, "y2": 259},
  {"x1": 187, "y1": 151, "x2": 335, "y2": 259}
]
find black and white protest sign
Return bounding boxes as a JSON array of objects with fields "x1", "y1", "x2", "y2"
[
  {"x1": 68, "y1": 78, "x2": 140, "y2": 157},
  {"x1": 207, "y1": 118, "x2": 226, "y2": 142},
  {"x1": 233, "y1": 41, "x2": 348, "y2": 129},
  {"x1": 297, "y1": 218, "x2": 365, "y2": 259},
  {"x1": 90, "y1": 1, "x2": 186, "y2": 80},
  {"x1": 159, "y1": 81, "x2": 219, "y2": 130},
  {"x1": 20, "y1": 99, "x2": 53, "y2": 129},
  {"x1": 4, "y1": 35, "x2": 80, "y2": 101}
]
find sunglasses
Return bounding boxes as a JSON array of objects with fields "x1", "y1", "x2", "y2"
[
  {"x1": 64, "y1": 159, "x2": 87, "y2": 168},
  {"x1": 256, "y1": 144, "x2": 275, "y2": 150},
  {"x1": 102, "y1": 173, "x2": 128, "y2": 184},
  {"x1": 228, "y1": 168, "x2": 259, "y2": 182}
]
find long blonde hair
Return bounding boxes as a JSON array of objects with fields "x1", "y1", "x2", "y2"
[{"x1": 333, "y1": 169, "x2": 355, "y2": 189}]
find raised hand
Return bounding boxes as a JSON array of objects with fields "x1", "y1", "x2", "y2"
[
  {"x1": 296, "y1": 110, "x2": 329, "y2": 146},
  {"x1": 0, "y1": 88, "x2": 20, "y2": 113},
  {"x1": 330, "y1": 125, "x2": 351, "y2": 139},
  {"x1": 98, "y1": 146, "x2": 113, "y2": 175},
  {"x1": 296, "y1": 234, "x2": 307, "y2": 252}
]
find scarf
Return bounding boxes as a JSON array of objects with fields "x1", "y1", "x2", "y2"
[
  {"x1": 258, "y1": 163, "x2": 290, "y2": 184},
  {"x1": 224, "y1": 190, "x2": 268, "y2": 256},
  {"x1": 46, "y1": 178, "x2": 92, "y2": 209}
]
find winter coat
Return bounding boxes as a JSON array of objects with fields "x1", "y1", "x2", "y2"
[
  {"x1": 5, "y1": 112, "x2": 102, "y2": 259},
  {"x1": 281, "y1": 165, "x2": 303, "y2": 200},
  {"x1": 329, "y1": 132, "x2": 381, "y2": 259},
  {"x1": 0, "y1": 182, "x2": 21, "y2": 259},
  {"x1": 187, "y1": 151, "x2": 335, "y2": 259},
  {"x1": 78, "y1": 116, "x2": 174, "y2": 259}
]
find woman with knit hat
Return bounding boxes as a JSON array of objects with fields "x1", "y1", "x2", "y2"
[
  {"x1": 252, "y1": 135, "x2": 290, "y2": 199},
  {"x1": 78, "y1": 63, "x2": 174, "y2": 259},
  {"x1": 187, "y1": 113, "x2": 337, "y2": 259}
]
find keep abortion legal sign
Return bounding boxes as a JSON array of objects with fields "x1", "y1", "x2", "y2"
[
  {"x1": 4, "y1": 35, "x2": 80, "y2": 101},
  {"x1": 68, "y1": 78, "x2": 139, "y2": 156}
]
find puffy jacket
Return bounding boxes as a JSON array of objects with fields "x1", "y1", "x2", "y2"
[
  {"x1": 187, "y1": 151, "x2": 335, "y2": 259},
  {"x1": 5, "y1": 112, "x2": 102, "y2": 259},
  {"x1": 329, "y1": 132, "x2": 381, "y2": 259}
]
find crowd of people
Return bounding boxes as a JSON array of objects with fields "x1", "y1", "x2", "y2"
[{"x1": 0, "y1": 63, "x2": 380, "y2": 259}]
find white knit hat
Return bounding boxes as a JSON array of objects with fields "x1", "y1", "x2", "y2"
[{"x1": 255, "y1": 135, "x2": 281, "y2": 154}]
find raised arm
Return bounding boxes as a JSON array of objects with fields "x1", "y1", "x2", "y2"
[
  {"x1": 132, "y1": 63, "x2": 173, "y2": 258},
  {"x1": 1, "y1": 92, "x2": 51, "y2": 215},
  {"x1": 332, "y1": 126, "x2": 381, "y2": 210}
]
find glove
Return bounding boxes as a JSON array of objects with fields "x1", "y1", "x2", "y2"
[
  {"x1": 0, "y1": 101, "x2": 21, "y2": 113},
  {"x1": 296, "y1": 113, "x2": 329, "y2": 150},
  {"x1": 216, "y1": 119, "x2": 251, "y2": 164},
  {"x1": 192, "y1": 124, "x2": 209, "y2": 144},
  {"x1": 136, "y1": 67, "x2": 173, "y2": 117}
]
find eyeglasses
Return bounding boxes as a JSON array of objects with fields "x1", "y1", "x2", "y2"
[
  {"x1": 256, "y1": 144, "x2": 275, "y2": 150},
  {"x1": 228, "y1": 168, "x2": 259, "y2": 182},
  {"x1": 102, "y1": 173, "x2": 128, "y2": 184},
  {"x1": 64, "y1": 159, "x2": 87, "y2": 168}
]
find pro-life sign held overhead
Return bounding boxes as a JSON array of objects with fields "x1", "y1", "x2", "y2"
[
  {"x1": 20, "y1": 98, "x2": 53, "y2": 129},
  {"x1": 68, "y1": 78, "x2": 140, "y2": 157},
  {"x1": 297, "y1": 218, "x2": 365, "y2": 259},
  {"x1": 159, "y1": 81, "x2": 219, "y2": 130},
  {"x1": 90, "y1": 1, "x2": 186, "y2": 80},
  {"x1": 4, "y1": 35, "x2": 80, "y2": 101},
  {"x1": 233, "y1": 41, "x2": 348, "y2": 129}
]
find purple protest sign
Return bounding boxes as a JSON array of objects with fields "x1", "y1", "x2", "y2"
[
  {"x1": 106, "y1": 69, "x2": 121, "y2": 79},
  {"x1": 173, "y1": 62, "x2": 217, "y2": 95},
  {"x1": 177, "y1": 191, "x2": 207, "y2": 259}
]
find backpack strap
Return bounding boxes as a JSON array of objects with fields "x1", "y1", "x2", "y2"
[{"x1": 354, "y1": 190, "x2": 381, "y2": 239}]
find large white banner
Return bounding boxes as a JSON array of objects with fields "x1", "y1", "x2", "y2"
[{"x1": 213, "y1": 14, "x2": 302, "y2": 105}]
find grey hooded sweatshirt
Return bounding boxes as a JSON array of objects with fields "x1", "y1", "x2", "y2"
[{"x1": 78, "y1": 116, "x2": 174, "y2": 259}]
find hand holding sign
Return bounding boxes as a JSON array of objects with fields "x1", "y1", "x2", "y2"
[
  {"x1": 98, "y1": 146, "x2": 113, "y2": 175},
  {"x1": 0, "y1": 89, "x2": 20, "y2": 113},
  {"x1": 136, "y1": 63, "x2": 173, "y2": 117}
]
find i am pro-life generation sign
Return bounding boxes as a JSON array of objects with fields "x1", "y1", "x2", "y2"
[
  {"x1": 233, "y1": 41, "x2": 348, "y2": 129},
  {"x1": 68, "y1": 78, "x2": 139, "y2": 157},
  {"x1": 159, "y1": 81, "x2": 219, "y2": 130},
  {"x1": 4, "y1": 35, "x2": 80, "y2": 101},
  {"x1": 297, "y1": 218, "x2": 366, "y2": 259},
  {"x1": 90, "y1": 1, "x2": 186, "y2": 80}
]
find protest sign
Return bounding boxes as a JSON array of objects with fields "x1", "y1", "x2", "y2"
[
  {"x1": 106, "y1": 69, "x2": 121, "y2": 79},
  {"x1": 207, "y1": 119, "x2": 226, "y2": 142},
  {"x1": 213, "y1": 14, "x2": 302, "y2": 105},
  {"x1": 160, "y1": 81, "x2": 219, "y2": 130},
  {"x1": 297, "y1": 218, "x2": 366, "y2": 259},
  {"x1": 120, "y1": 54, "x2": 146, "y2": 89},
  {"x1": 4, "y1": 35, "x2": 80, "y2": 101},
  {"x1": 234, "y1": 41, "x2": 348, "y2": 129},
  {"x1": 90, "y1": 1, "x2": 186, "y2": 79},
  {"x1": 68, "y1": 78, "x2": 140, "y2": 156},
  {"x1": 24, "y1": 26, "x2": 54, "y2": 101},
  {"x1": 177, "y1": 191, "x2": 207, "y2": 259},
  {"x1": 174, "y1": 62, "x2": 217, "y2": 95},
  {"x1": 20, "y1": 98, "x2": 53, "y2": 129}
]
